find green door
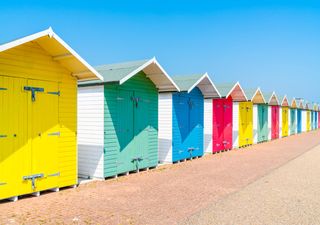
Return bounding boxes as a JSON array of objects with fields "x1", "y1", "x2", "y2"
[
  {"x1": 134, "y1": 91, "x2": 150, "y2": 170},
  {"x1": 290, "y1": 109, "x2": 296, "y2": 135},
  {"x1": 258, "y1": 104, "x2": 268, "y2": 142},
  {"x1": 116, "y1": 89, "x2": 135, "y2": 174}
]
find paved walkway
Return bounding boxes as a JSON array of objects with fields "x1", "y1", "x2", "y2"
[
  {"x1": 184, "y1": 139, "x2": 320, "y2": 225},
  {"x1": 0, "y1": 131, "x2": 319, "y2": 225}
]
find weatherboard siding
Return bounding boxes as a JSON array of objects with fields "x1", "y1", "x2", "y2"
[
  {"x1": 232, "y1": 102, "x2": 239, "y2": 148},
  {"x1": 158, "y1": 93, "x2": 173, "y2": 163},
  {"x1": 253, "y1": 104, "x2": 258, "y2": 144},
  {"x1": 204, "y1": 99, "x2": 213, "y2": 153},
  {"x1": 268, "y1": 106, "x2": 272, "y2": 140},
  {"x1": 78, "y1": 85, "x2": 104, "y2": 179}
]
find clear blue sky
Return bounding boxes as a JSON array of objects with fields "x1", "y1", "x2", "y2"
[{"x1": 1, "y1": 0, "x2": 320, "y2": 103}]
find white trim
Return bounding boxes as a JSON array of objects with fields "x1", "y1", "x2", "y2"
[
  {"x1": 226, "y1": 82, "x2": 248, "y2": 101},
  {"x1": 0, "y1": 27, "x2": 103, "y2": 81},
  {"x1": 187, "y1": 72, "x2": 221, "y2": 98},
  {"x1": 119, "y1": 57, "x2": 180, "y2": 91}
]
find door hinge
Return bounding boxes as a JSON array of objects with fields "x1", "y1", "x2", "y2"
[
  {"x1": 24, "y1": 86, "x2": 44, "y2": 102},
  {"x1": 0, "y1": 182, "x2": 7, "y2": 186},
  {"x1": 0, "y1": 87, "x2": 7, "y2": 91},
  {"x1": 0, "y1": 135, "x2": 7, "y2": 138},
  {"x1": 48, "y1": 132, "x2": 60, "y2": 137},
  {"x1": 47, "y1": 91, "x2": 60, "y2": 96}
]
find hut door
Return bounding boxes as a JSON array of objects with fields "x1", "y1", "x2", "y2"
[
  {"x1": 297, "y1": 109, "x2": 302, "y2": 133},
  {"x1": 0, "y1": 76, "x2": 30, "y2": 199},
  {"x1": 246, "y1": 103, "x2": 253, "y2": 145},
  {"x1": 116, "y1": 89, "x2": 135, "y2": 174},
  {"x1": 212, "y1": 99, "x2": 224, "y2": 152},
  {"x1": 291, "y1": 109, "x2": 296, "y2": 134},
  {"x1": 189, "y1": 96, "x2": 203, "y2": 157},
  {"x1": 134, "y1": 91, "x2": 149, "y2": 170},
  {"x1": 239, "y1": 102, "x2": 247, "y2": 147},
  {"x1": 282, "y1": 107, "x2": 288, "y2": 137},
  {"x1": 27, "y1": 80, "x2": 59, "y2": 192},
  {"x1": 223, "y1": 99, "x2": 233, "y2": 150},
  {"x1": 258, "y1": 105, "x2": 264, "y2": 142}
]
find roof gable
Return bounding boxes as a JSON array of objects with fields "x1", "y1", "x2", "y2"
[
  {"x1": 172, "y1": 73, "x2": 220, "y2": 98},
  {"x1": 0, "y1": 27, "x2": 102, "y2": 81},
  {"x1": 245, "y1": 88, "x2": 266, "y2": 104},
  {"x1": 84, "y1": 58, "x2": 179, "y2": 92},
  {"x1": 216, "y1": 82, "x2": 247, "y2": 101}
]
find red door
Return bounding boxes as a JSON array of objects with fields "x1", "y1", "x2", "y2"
[
  {"x1": 213, "y1": 99, "x2": 224, "y2": 153},
  {"x1": 318, "y1": 112, "x2": 320, "y2": 128},
  {"x1": 212, "y1": 98, "x2": 233, "y2": 152},
  {"x1": 271, "y1": 106, "x2": 279, "y2": 139},
  {"x1": 223, "y1": 98, "x2": 233, "y2": 150}
]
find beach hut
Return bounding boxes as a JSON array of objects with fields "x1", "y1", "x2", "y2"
[
  {"x1": 297, "y1": 99, "x2": 304, "y2": 133},
  {"x1": 0, "y1": 28, "x2": 102, "y2": 201},
  {"x1": 301, "y1": 101, "x2": 308, "y2": 132},
  {"x1": 289, "y1": 98, "x2": 298, "y2": 135},
  {"x1": 202, "y1": 75, "x2": 222, "y2": 154},
  {"x1": 78, "y1": 58, "x2": 178, "y2": 178},
  {"x1": 209, "y1": 84, "x2": 235, "y2": 153},
  {"x1": 245, "y1": 88, "x2": 268, "y2": 144},
  {"x1": 305, "y1": 102, "x2": 311, "y2": 132},
  {"x1": 159, "y1": 73, "x2": 219, "y2": 162},
  {"x1": 265, "y1": 92, "x2": 280, "y2": 140},
  {"x1": 279, "y1": 95, "x2": 289, "y2": 138},
  {"x1": 318, "y1": 105, "x2": 320, "y2": 129},
  {"x1": 313, "y1": 104, "x2": 318, "y2": 130},
  {"x1": 216, "y1": 82, "x2": 248, "y2": 149}
]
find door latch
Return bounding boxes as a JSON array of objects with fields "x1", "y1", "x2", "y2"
[
  {"x1": 0, "y1": 135, "x2": 7, "y2": 138},
  {"x1": 0, "y1": 182, "x2": 7, "y2": 186},
  {"x1": 48, "y1": 132, "x2": 60, "y2": 137},
  {"x1": 47, "y1": 91, "x2": 60, "y2": 96},
  {"x1": 0, "y1": 87, "x2": 7, "y2": 91},
  {"x1": 23, "y1": 173, "x2": 44, "y2": 190},
  {"x1": 24, "y1": 86, "x2": 44, "y2": 102}
]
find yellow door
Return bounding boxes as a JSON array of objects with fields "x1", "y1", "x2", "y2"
[
  {"x1": 0, "y1": 76, "x2": 31, "y2": 200},
  {"x1": 239, "y1": 102, "x2": 246, "y2": 147},
  {"x1": 246, "y1": 102, "x2": 253, "y2": 145},
  {"x1": 307, "y1": 111, "x2": 311, "y2": 131},
  {"x1": 282, "y1": 107, "x2": 289, "y2": 137},
  {"x1": 27, "y1": 80, "x2": 60, "y2": 192}
]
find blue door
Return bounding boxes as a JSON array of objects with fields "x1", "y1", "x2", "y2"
[
  {"x1": 172, "y1": 87, "x2": 204, "y2": 162},
  {"x1": 297, "y1": 109, "x2": 302, "y2": 133}
]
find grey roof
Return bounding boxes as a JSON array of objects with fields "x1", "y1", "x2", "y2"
[
  {"x1": 243, "y1": 88, "x2": 259, "y2": 100},
  {"x1": 264, "y1": 92, "x2": 275, "y2": 103},
  {"x1": 171, "y1": 74, "x2": 205, "y2": 92},
  {"x1": 79, "y1": 59, "x2": 150, "y2": 85},
  {"x1": 215, "y1": 83, "x2": 236, "y2": 97}
]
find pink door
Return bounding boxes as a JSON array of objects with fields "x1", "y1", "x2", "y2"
[
  {"x1": 318, "y1": 112, "x2": 320, "y2": 128},
  {"x1": 271, "y1": 106, "x2": 279, "y2": 139},
  {"x1": 223, "y1": 98, "x2": 233, "y2": 150},
  {"x1": 213, "y1": 99, "x2": 224, "y2": 153}
]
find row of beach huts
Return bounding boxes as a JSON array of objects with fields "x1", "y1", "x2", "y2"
[{"x1": 0, "y1": 28, "x2": 318, "y2": 201}]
